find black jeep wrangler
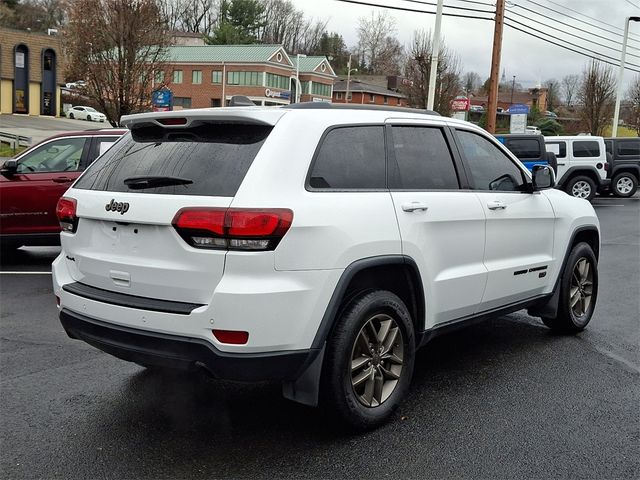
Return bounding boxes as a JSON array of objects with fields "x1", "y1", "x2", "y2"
[{"x1": 604, "y1": 138, "x2": 640, "y2": 197}]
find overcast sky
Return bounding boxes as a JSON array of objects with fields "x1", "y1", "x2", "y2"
[{"x1": 291, "y1": 0, "x2": 640, "y2": 91}]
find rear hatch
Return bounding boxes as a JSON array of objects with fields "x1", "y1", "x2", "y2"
[{"x1": 61, "y1": 112, "x2": 279, "y2": 305}]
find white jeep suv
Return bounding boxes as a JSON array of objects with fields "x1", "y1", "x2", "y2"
[{"x1": 52, "y1": 103, "x2": 600, "y2": 429}]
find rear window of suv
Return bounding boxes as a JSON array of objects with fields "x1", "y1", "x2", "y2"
[
  {"x1": 573, "y1": 141, "x2": 600, "y2": 158},
  {"x1": 74, "y1": 124, "x2": 272, "y2": 197}
]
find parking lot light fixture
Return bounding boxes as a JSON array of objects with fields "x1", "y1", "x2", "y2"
[{"x1": 612, "y1": 16, "x2": 640, "y2": 137}]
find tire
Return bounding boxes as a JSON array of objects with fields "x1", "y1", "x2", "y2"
[
  {"x1": 321, "y1": 290, "x2": 415, "y2": 430},
  {"x1": 565, "y1": 176, "x2": 597, "y2": 201},
  {"x1": 541, "y1": 242, "x2": 598, "y2": 333},
  {"x1": 86, "y1": 115, "x2": 92, "y2": 122},
  {"x1": 68, "y1": 113, "x2": 74, "y2": 119},
  {"x1": 611, "y1": 172, "x2": 638, "y2": 198}
]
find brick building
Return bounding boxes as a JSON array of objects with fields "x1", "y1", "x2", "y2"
[
  {"x1": 332, "y1": 79, "x2": 407, "y2": 107},
  {"x1": 0, "y1": 27, "x2": 64, "y2": 116},
  {"x1": 158, "y1": 45, "x2": 335, "y2": 109},
  {"x1": 470, "y1": 87, "x2": 549, "y2": 112}
]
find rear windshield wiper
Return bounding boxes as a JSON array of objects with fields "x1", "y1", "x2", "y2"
[{"x1": 123, "y1": 175, "x2": 193, "y2": 189}]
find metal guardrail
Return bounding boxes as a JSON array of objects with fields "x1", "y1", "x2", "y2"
[{"x1": 0, "y1": 131, "x2": 32, "y2": 151}]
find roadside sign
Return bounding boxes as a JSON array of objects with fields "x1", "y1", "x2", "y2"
[
  {"x1": 510, "y1": 113, "x2": 527, "y2": 133},
  {"x1": 450, "y1": 97, "x2": 470, "y2": 111},
  {"x1": 508, "y1": 103, "x2": 530, "y2": 115},
  {"x1": 152, "y1": 87, "x2": 173, "y2": 110}
]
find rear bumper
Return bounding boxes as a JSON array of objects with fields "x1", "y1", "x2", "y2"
[{"x1": 60, "y1": 308, "x2": 318, "y2": 382}]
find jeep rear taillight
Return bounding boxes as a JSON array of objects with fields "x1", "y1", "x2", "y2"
[
  {"x1": 56, "y1": 197, "x2": 78, "y2": 233},
  {"x1": 172, "y1": 208, "x2": 293, "y2": 251}
]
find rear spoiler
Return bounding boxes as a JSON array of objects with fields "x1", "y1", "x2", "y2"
[{"x1": 120, "y1": 107, "x2": 286, "y2": 130}]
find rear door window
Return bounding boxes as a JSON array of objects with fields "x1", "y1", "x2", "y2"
[
  {"x1": 308, "y1": 126, "x2": 386, "y2": 189},
  {"x1": 389, "y1": 126, "x2": 459, "y2": 189},
  {"x1": 505, "y1": 138, "x2": 541, "y2": 159},
  {"x1": 617, "y1": 140, "x2": 640, "y2": 156},
  {"x1": 573, "y1": 141, "x2": 600, "y2": 158},
  {"x1": 74, "y1": 124, "x2": 272, "y2": 197}
]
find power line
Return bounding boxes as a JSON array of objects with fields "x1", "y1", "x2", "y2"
[
  {"x1": 511, "y1": 2, "x2": 640, "y2": 52},
  {"x1": 504, "y1": 20, "x2": 640, "y2": 73},
  {"x1": 332, "y1": 0, "x2": 640, "y2": 73},
  {"x1": 508, "y1": 7, "x2": 640, "y2": 59},
  {"x1": 624, "y1": 0, "x2": 640, "y2": 9},
  {"x1": 332, "y1": 0, "x2": 495, "y2": 21},
  {"x1": 399, "y1": 0, "x2": 493, "y2": 15},
  {"x1": 522, "y1": 0, "x2": 640, "y2": 44}
]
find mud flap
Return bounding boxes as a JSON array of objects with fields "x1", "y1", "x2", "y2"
[{"x1": 282, "y1": 343, "x2": 325, "y2": 406}]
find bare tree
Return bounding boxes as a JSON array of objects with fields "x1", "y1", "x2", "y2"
[
  {"x1": 625, "y1": 75, "x2": 640, "y2": 135},
  {"x1": 403, "y1": 29, "x2": 461, "y2": 116},
  {"x1": 562, "y1": 74, "x2": 580, "y2": 107},
  {"x1": 461, "y1": 71, "x2": 481, "y2": 95},
  {"x1": 259, "y1": 0, "x2": 327, "y2": 54},
  {"x1": 64, "y1": 0, "x2": 170, "y2": 126},
  {"x1": 578, "y1": 60, "x2": 616, "y2": 136},
  {"x1": 0, "y1": 0, "x2": 67, "y2": 31},
  {"x1": 357, "y1": 11, "x2": 402, "y2": 74},
  {"x1": 544, "y1": 78, "x2": 560, "y2": 112}
]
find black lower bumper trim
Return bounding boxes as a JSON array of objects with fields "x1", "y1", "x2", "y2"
[
  {"x1": 62, "y1": 282, "x2": 203, "y2": 315},
  {"x1": 60, "y1": 309, "x2": 315, "y2": 382}
]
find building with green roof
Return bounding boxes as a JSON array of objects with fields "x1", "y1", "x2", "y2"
[{"x1": 157, "y1": 44, "x2": 335, "y2": 108}]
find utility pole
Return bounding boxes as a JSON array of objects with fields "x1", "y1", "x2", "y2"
[
  {"x1": 486, "y1": 0, "x2": 506, "y2": 133},
  {"x1": 612, "y1": 16, "x2": 640, "y2": 137},
  {"x1": 427, "y1": 0, "x2": 444, "y2": 111}
]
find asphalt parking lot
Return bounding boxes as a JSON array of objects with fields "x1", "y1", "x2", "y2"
[{"x1": 1, "y1": 196, "x2": 638, "y2": 479}]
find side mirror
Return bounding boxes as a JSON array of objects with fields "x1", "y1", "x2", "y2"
[
  {"x1": 1, "y1": 159, "x2": 18, "y2": 175},
  {"x1": 532, "y1": 164, "x2": 555, "y2": 190}
]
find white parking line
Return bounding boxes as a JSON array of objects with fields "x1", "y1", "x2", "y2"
[
  {"x1": 0, "y1": 271, "x2": 52, "y2": 275},
  {"x1": 593, "y1": 204, "x2": 625, "y2": 207}
]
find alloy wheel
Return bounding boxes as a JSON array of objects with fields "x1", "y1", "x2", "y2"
[
  {"x1": 616, "y1": 177, "x2": 633, "y2": 195},
  {"x1": 571, "y1": 181, "x2": 591, "y2": 199},
  {"x1": 350, "y1": 313, "x2": 404, "y2": 407},
  {"x1": 570, "y1": 258, "x2": 594, "y2": 317}
]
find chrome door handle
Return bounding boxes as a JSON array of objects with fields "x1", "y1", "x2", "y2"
[
  {"x1": 401, "y1": 202, "x2": 429, "y2": 212},
  {"x1": 487, "y1": 200, "x2": 507, "y2": 210}
]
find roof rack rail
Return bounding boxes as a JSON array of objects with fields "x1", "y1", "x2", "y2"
[{"x1": 282, "y1": 102, "x2": 440, "y2": 116}]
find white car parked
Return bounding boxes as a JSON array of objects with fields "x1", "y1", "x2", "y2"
[
  {"x1": 66, "y1": 106, "x2": 107, "y2": 122},
  {"x1": 52, "y1": 102, "x2": 600, "y2": 430}
]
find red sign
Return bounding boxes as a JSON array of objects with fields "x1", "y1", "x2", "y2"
[{"x1": 450, "y1": 97, "x2": 470, "y2": 111}]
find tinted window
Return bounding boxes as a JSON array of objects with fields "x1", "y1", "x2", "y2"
[
  {"x1": 605, "y1": 140, "x2": 613, "y2": 155},
  {"x1": 505, "y1": 138, "x2": 541, "y2": 159},
  {"x1": 75, "y1": 124, "x2": 271, "y2": 197},
  {"x1": 573, "y1": 141, "x2": 600, "y2": 157},
  {"x1": 546, "y1": 141, "x2": 566, "y2": 158},
  {"x1": 390, "y1": 126, "x2": 458, "y2": 189},
  {"x1": 617, "y1": 140, "x2": 640, "y2": 156},
  {"x1": 17, "y1": 137, "x2": 87, "y2": 173},
  {"x1": 457, "y1": 130, "x2": 526, "y2": 191},
  {"x1": 309, "y1": 126, "x2": 385, "y2": 189}
]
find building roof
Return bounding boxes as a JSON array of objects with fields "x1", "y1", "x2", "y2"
[
  {"x1": 291, "y1": 56, "x2": 336, "y2": 77},
  {"x1": 166, "y1": 44, "x2": 292, "y2": 65},
  {"x1": 333, "y1": 79, "x2": 406, "y2": 98}
]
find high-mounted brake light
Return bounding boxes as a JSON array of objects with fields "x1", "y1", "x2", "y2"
[
  {"x1": 157, "y1": 117, "x2": 187, "y2": 126},
  {"x1": 56, "y1": 197, "x2": 78, "y2": 233},
  {"x1": 172, "y1": 208, "x2": 293, "y2": 251}
]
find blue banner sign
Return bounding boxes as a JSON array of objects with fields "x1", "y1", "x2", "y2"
[{"x1": 508, "y1": 103, "x2": 530, "y2": 115}]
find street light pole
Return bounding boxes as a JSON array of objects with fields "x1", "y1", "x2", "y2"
[
  {"x1": 427, "y1": 0, "x2": 444, "y2": 111},
  {"x1": 295, "y1": 53, "x2": 306, "y2": 104},
  {"x1": 510, "y1": 75, "x2": 516, "y2": 104},
  {"x1": 612, "y1": 16, "x2": 640, "y2": 137},
  {"x1": 346, "y1": 54, "x2": 357, "y2": 103}
]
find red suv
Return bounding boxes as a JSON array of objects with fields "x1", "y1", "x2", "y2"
[{"x1": 1, "y1": 129, "x2": 125, "y2": 250}]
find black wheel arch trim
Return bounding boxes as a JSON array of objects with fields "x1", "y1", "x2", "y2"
[
  {"x1": 556, "y1": 166, "x2": 604, "y2": 187},
  {"x1": 528, "y1": 225, "x2": 599, "y2": 318},
  {"x1": 309, "y1": 255, "x2": 425, "y2": 350},
  {"x1": 610, "y1": 165, "x2": 640, "y2": 178}
]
